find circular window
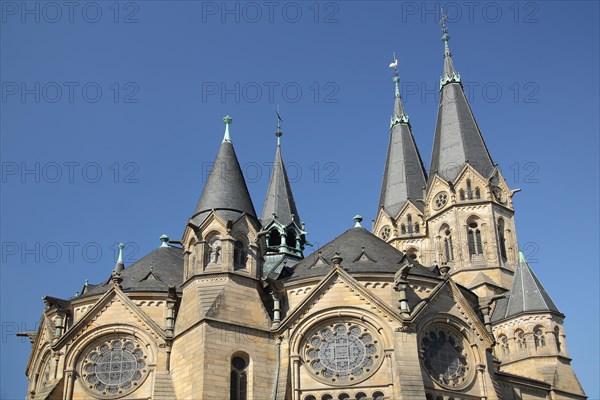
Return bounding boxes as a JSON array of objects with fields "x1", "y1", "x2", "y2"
[
  {"x1": 433, "y1": 192, "x2": 448, "y2": 210},
  {"x1": 303, "y1": 321, "x2": 382, "y2": 385},
  {"x1": 380, "y1": 226, "x2": 391, "y2": 241},
  {"x1": 492, "y1": 187, "x2": 506, "y2": 204},
  {"x1": 80, "y1": 337, "x2": 149, "y2": 398},
  {"x1": 420, "y1": 326, "x2": 472, "y2": 389}
]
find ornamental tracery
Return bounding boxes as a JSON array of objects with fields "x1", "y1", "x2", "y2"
[
  {"x1": 302, "y1": 321, "x2": 381, "y2": 385},
  {"x1": 79, "y1": 336, "x2": 149, "y2": 398},
  {"x1": 420, "y1": 325, "x2": 472, "y2": 389}
]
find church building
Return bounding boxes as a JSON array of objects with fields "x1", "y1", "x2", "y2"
[{"x1": 19, "y1": 25, "x2": 586, "y2": 400}]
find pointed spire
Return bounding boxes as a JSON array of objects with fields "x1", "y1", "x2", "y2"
[
  {"x1": 429, "y1": 15, "x2": 494, "y2": 184},
  {"x1": 439, "y1": 9, "x2": 461, "y2": 87},
  {"x1": 191, "y1": 115, "x2": 257, "y2": 226},
  {"x1": 113, "y1": 243, "x2": 125, "y2": 274},
  {"x1": 502, "y1": 251, "x2": 561, "y2": 319},
  {"x1": 378, "y1": 56, "x2": 428, "y2": 216},
  {"x1": 389, "y1": 53, "x2": 410, "y2": 127},
  {"x1": 262, "y1": 112, "x2": 302, "y2": 227}
]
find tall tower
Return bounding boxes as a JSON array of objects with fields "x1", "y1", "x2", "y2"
[
  {"x1": 423, "y1": 18, "x2": 519, "y2": 295},
  {"x1": 374, "y1": 21, "x2": 521, "y2": 299},
  {"x1": 261, "y1": 114, "x2": 306, "y2": 278},
  {"x1": 373, "y1": 56, "x2": 429, "y2": 262},
  {"x1": 491, "y1": 253, "x2": 586, "y2": 398},
  {"x1": 170, "y1": 116, "x2": 275, "y2": 399}
]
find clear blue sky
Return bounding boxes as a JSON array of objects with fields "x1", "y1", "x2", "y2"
[{"x1": 1, "y1": 1, "x2": 598, "y2": 398}]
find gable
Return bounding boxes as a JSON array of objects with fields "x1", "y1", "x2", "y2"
[
  {"x1": 57, "y1": 288, "x2": 166, "y2": 349},
  {"x1": 279, "y1": 267, "x2": 403, "y2": 334}
]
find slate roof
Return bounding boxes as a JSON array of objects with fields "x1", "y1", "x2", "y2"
[
  {"x1": 261, "y1": 143, "x2": 301, "y2": 227},
  {"x1": 378, "y1": 94, "x2": 428, "y2": 216},
  {"x1": 80, "y1": 246, "x2": 184, "y2": 298},
  {"x1": 491, "y1": 257, "x2": 561, "y2": 323},
  {"x1": 191, "y1": 140, "x2": 257, "y2": 226},
  {"x1": 429, "y1": 47, "x2": 494, "y2": 184},
  {"x1": 284, "y1": 227, "x2": 438, "y2": 282}
]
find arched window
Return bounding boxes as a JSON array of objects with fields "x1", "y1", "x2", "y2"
[
  {"x1": 459, "y1": 189, "x2": 465, "y2": 200},
  {"x1": 554, "y1": 327, "x2": 562, "y2": 353},
  {"x1": 407, "y1": 214, "x2": 414, "y2": 234},
  {"x1": 515, "y1": 329, "x2": 526, "y2": 351},
  {"x1": 467, "y1": 217, "x2": 483, "y2": 256},
  {"x1": 230, "y1": 355, "x2": 248, "y2": 400},
  {"x1": 356, "y1": 393, "x2": 368, "y2": 400},
  {"x1": 373, "y1": 392, "x2": 385, "y2": 400},
  {"x1": 499, "y1": 335, "x2": 510, "y2": 356},
  {"x1": 401, "y1": 224, "x2": 406, "y2": 234},
  {"x1": 321, "y1": 395, "x2": 333, "y2": 400},
  {"x1": 466, "y1": 179, "x2": 473, "y2": 199},
  {"x1": 474, "y1": 187, "x2": 481, "y2": 199},
  {"x1": 268, "y1": 230, "x2": 281, "y2": 247},
  {"x1": 441, "y1": 224, "x2": 454, "y2": 263},
  {"x1": 534, "y1": 327, "x2": 546, "y2": 350},
  {"x1": 304, "y1": 396, "x2": 316, "y2": 400},
  {"x1": 415, "y1": 222, "x2": 420, "y2": 233},
  {"x1": 338, "y1": 393, "x2": 350, "y2": 400},
  {"x1": 285, "y1": 229, "x2": 297, "y2": 248},
  {"x1": 497, "y1": 218, "x2": 507, "y2": 261},
  {"x1": 234, "y1": 239, "x2": 248, "y2": 270}
]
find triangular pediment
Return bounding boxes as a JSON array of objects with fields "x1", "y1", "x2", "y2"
[
  {"x1": 311, "y1": 253, "x2": 330, "y2": 268},
  {"x1": 55, "y1": 287, "x2": 166, "y2": 349},
  {"x1": 373, "y1": 207, "x2": 394, "y2": 238},
  {"x1": 278, "y1": 266, "x2": 403, "y2": 333},
  {"x1": 408, "y1": 278, "x2": 494, "y2": 347},
  {"x1": 425, "y1": 174, "x2": 453, "y2": 212},
  {"x1": 396, "y1": 200, "x2": 423, "y2": 222}
]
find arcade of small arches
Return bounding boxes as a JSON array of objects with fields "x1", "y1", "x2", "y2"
[
  {"x1": 265, "y1": 226, "x2": 304, "y2": 253},
  {"x1": 302, "y1": 391, "x2": 386, "y2": 400},
  {"x1": 186, "y1": 231, "x2": 252, "y2": 272},
  {"x1": 378, "y1": 214, "x2": 510, "y2": 266},
  {"x1": 496, "y1": 325, "x2": 562, "y2": 358}
]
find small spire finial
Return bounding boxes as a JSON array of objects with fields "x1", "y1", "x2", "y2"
[
  {"x1": 353, "y1": 215, "x2": 363, "y2": 228},
  {"x1": 439, "y1": 8, "x2": 451, "y2": 56},
  {"x1": 519, "y1": 251, "x2": 527, "y2": 263},
  {"x1": 331, "y1": 252, "x2": 343, "y2": 268},
  {"x1": 117, "y1": 242, "x2": 124, "y2": 263},
  {"x1": 223, "y1": 115, "x2": 232, "y2": 142},
  {"x1": 275, "y1": 106, "x2": 283, "y2": 145},
  {"x1": 389, "y1": 53, "x2": 400, "y2": 98},
  {"x1": 160, "y1": 234, "x2": 169, "y2": 248}
]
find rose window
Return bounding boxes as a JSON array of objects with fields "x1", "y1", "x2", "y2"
[
  {"x1": 420, "y1": 327, "x2": 471, "y2": 389},
  {"x1": 80, "y1": 337, "x2": 148, "y2": 398},
  {"x1": 303, "y1": 322, "x2": 380, "y2": 385},
  {"x1": 434, "y1": 192, "x2": 448, "y2": 210},
  {"x1": 380, "y1": 226, "x2": 391, "y2": 241}
]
